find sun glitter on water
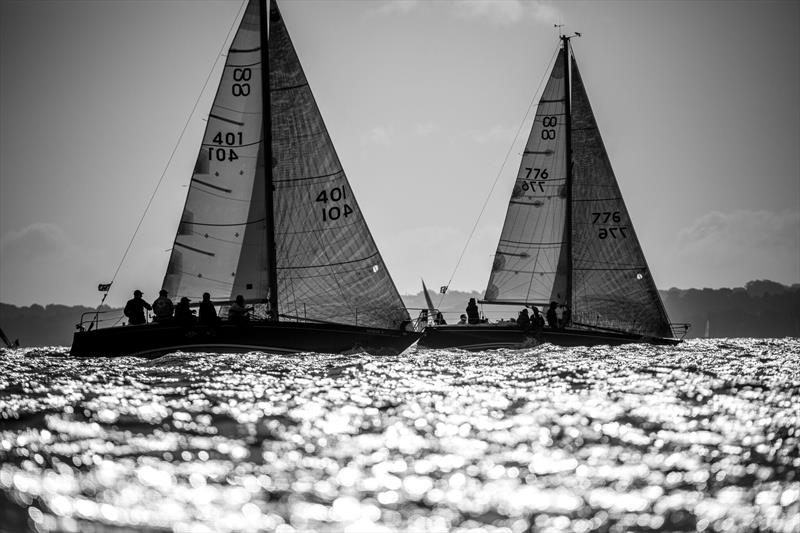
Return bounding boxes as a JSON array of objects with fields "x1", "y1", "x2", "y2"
[{"x1": 0, "y1": 339, "x2": 798, "y2": 532}]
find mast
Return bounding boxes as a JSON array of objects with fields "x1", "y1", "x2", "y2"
[
  {"x1": 561, "y1": 34, "x2": 573, "y2": 308},
  {"x1": 260, "y1": 0, "x2": 279, "y2": 320}
]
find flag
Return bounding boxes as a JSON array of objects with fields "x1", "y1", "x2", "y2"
[
  {"x1": 98, "y1": 283, "x2": 112, "y2": 292},
  {"x1": 440, "y1": 286, "x2": 448, "y2": 294}
]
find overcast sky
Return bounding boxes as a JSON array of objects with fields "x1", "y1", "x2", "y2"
[{"x1": 1, "y1": 0, "x2": 798, "y2": 307}]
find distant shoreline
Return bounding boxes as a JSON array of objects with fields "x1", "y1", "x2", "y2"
[{"x1": 1, "y1": 280, "x2": 798, "y2": 346}]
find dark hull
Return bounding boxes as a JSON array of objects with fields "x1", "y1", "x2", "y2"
[
  {"x1": 71, "y1": 321, "x2": 420, "y2": 358},
  {"x1": 418, "y1": 324, "x2": 679, "y2": 350}
]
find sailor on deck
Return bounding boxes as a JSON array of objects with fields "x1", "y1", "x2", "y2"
[
  {"x1": 531, "y1": 306, "x2": 545, "y2": 330},
  {"x1": 517, "y1": 308, "x2": 531, "y2": 330},
  {"x1": 199, "y1": 292, "x2": 218, "y2": 325},
  {"x1": 152, "y1": 289, "x2": 174, "y2": 322},
  {"x1": 228, "y1": 295, "x2": 251, "y2": 323},
  {"x1": 466, "y1": 298, "x2": 480, "y2": 325},
  {"x1": 124, "y1": 290, "x2": 151, "y2": 325},
  {"x1": 174, "y1": 297, "x2": 196, "y2": 325},
  {"x1": 547, "y1": 301, "x2": 559, "y2": 329},
  {"x1": 560, "y1": 305, "x2": 572, "y2": 328}
]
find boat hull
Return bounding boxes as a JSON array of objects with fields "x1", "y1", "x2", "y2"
[
  {"x1": 418, "y1": 324, "x2": 679, "y2": 350},
  {"x1": 71, "y1": 321, "x2": 420, "y2": 358}
]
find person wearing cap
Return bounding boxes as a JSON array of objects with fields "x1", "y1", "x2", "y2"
[
  {"x1": 124, "y1": 290, "x2": 152, "y2": 325},
  {"x1": 174, "y1": 296, "x2": 196, "y2": 325},
  {"x1": 152, "y1": 289, "x2": 174, "y2": 323}
]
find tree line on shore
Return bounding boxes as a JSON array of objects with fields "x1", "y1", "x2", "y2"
[{"x1": 1, "y1": 280, "x2": 797, "y2": 347}]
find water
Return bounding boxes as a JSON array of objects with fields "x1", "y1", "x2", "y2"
[{"x1": 0, "y1": 339, "x2": 798, "y2": 533}]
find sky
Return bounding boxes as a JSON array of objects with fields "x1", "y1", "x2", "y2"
[{"x1": 1, "y1": 0, "x2": 798, "y2": 308}]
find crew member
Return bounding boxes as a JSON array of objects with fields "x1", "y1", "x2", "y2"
[
  {"x1": 152, "y1": 289, "x2": 174, "y2": 322},
  {"x1": 124, "y1": 290, "x2": 151, "y2": 325},
  {"x1": 517, "y1": 308, "x2": 531, "y2": 330},
  {"x1": 174, "y1": 297, "x2": 196, "y2": 325},
  {"x1": 199, "y1": 292, "x2": 218, "y2": 325},
  {"x1": 466, "y1": 298, "x2": 480, "y2": 325},
  {"x1": 547, "y1": 301, "x2": 559, "y2": 329},
  {"x1": 228, "y1": 295, "x2": 251, "y2": 323}
]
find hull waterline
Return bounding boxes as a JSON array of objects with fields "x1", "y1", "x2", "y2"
[
  {"x1": 418, "y1": 324, "x2": 679, "y2": 350},
  {"x1": 71, "y1": 321, "x2": 420, "y2": 358}
]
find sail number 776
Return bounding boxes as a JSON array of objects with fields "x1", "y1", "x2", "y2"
[
  {"x1": 521, "y1": 167, "x2": 548, "y2": 193},
  {"x1": 591, "y1": 211, "x2": 628, "y2": 239}
]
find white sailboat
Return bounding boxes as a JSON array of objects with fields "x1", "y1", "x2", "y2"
[
  {"x1": 72, "y1": 0, "x2": 419, "y2": 357},
  {"x1": 420, "y1": 35, "x2": 686, "y2": 349}
]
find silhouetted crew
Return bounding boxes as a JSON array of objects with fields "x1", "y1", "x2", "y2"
[
  {"x1": 466, "y1": 298, "x2": 480, "y2": 325},
  {"x1": 561, "y1": 305, "x2": 572, "y2": 328},
  {"x1": 517, "y1": 308, "x2": 531, "y2": 330},
  {"x1": 457, "y1": 314, "x2": 467, "y2": 325},
  {"x1": 174, "y1": 297, "x2": 195, "y2": 325},
  {"x1": 531, "y1": 306, "x2": 545, "y2": 330},
  {"x1": 434, "y1": 311, "x2": 447, "y2": 325},
  {"x1": 228, "y1": 295, "x2": 251, "y2": 323},
  {"x1": 124, "y1": 290, "x2": 151, "y2": 325},
  {"x1": 199, "y1": 292, "x2": 218, "y2": 325},
  {"x1": 547, "y1": 301, "x2": 559, "y2": 329},
  {"x1": 152, "y1": 289, "x2": 174, "y2": 322}
]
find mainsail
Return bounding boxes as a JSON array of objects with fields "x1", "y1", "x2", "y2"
[
  {"x1": 569, "y1": 55, "x2": 672, "y2": 337},
  {"x1": 484, "y1": 50, "x2": 569, "y2": 305},
  {"x1": 164, "y1": 0, "x2": 410, "y2": 331}
]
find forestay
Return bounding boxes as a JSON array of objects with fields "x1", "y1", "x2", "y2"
[{"x1": 484, "y1": 50, "x2": 569, "y2": 305}]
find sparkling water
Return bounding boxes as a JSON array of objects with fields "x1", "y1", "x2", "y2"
[{"x1": 1, "y1": 339, "x2": 798, "y2": 532}]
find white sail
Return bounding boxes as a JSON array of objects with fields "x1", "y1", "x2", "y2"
[
  {"x1": 484, "y1": 50, "x2": 569, "y2": 305},
  {"x1": 164, "y1": 0, "x2": 410, "y2": 331}
]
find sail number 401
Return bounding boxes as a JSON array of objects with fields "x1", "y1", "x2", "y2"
[
  {"x1": 208, "y1": 131, "x2": 243, "y2": 161},
  {"x1": 591, "y1": 211, "x2": 628, "y2": 239},
  {"x1": 316, "y1": 187, "x2": 353, "y2": 222}
]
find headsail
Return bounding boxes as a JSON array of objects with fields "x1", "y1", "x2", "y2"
[
  {"x1": 484, "y1": 50, "x2": 569, "y2": 305},
  {"x1": 421, "y1": 279, "x2": 436, "y2": 316},
  {"x1": 569, "y1": 54, "x2": 672, "y2": 338},
  {"x1": 164, "y1": 0, "x2": 410, "y2": 331}
]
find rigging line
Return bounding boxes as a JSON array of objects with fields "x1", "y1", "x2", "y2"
[
  {"x1": 100, "y1": 0, "x2": 248, "y2": 306},
  {"x1": 436, "y1": 45, "x2": 560, "y2": 310}
]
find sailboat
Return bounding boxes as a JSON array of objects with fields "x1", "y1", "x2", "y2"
[
  {"x1": 71, "y1": 0, "x2": 419, "y2": 357},
  {"x1": 419, "y1": 36, "x2": 685, "y2": 350}
]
